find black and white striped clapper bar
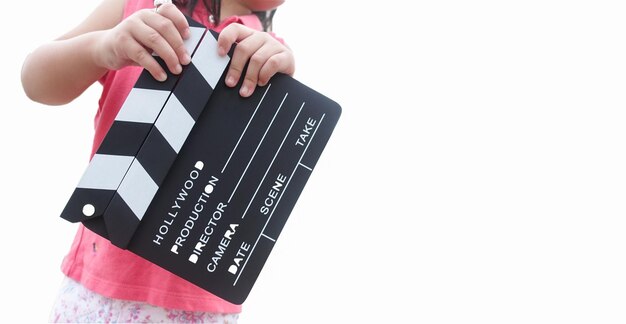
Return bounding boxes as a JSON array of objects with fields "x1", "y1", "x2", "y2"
[{"x1": 60, "y1": 17, "x2": 230, "y2": 248}]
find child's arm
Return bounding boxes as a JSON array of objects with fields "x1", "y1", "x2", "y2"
[{"x1": 21, "y1": 0, "x2": 190, "y2": 106}]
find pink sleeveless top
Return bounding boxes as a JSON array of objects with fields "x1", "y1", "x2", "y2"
[{"x1": 61, "y1": 0, "x2": 266, "y2": 313}]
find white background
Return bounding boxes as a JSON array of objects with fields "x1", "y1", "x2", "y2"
[{"x1": 2, "y1": 0, "x2": 626, "y2": 323}]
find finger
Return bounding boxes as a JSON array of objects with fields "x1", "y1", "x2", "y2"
[
  {"x1": 217, "y1": 23, "x2": 255, "y2": 56},
  {"x1": 130, "y1": 23, "x2": 182, "y2": 75},
  {"x1": 144, "y1": 10, "x2": 191, "y2": 65},
  {"x1": 125, "y1": 39, "x2": 167, "y2": 81},
  {"x1": 224, "y1": 33, "x2": 266, "y2": 90},
  {"x1": 155, "y1": 3, "x2": 191, "y2": 39},
  {"x1": 257, "y1": 51, "x2": 295, "y2": 86},
  {"x1": 239, "y1": 45, "x2": 283, "y2": 97}
]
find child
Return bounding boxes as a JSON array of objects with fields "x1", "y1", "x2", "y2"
[{"x1": 21, "y1": 0, "x2": 294, "y2": 322}]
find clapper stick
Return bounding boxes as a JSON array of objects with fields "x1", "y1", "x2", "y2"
[
  {"x1": 60, "y1": 17, "x2": 224, "y2": 246},
  {"x1": 104, "y1": 30, "x2": 231, "y2": 248}
]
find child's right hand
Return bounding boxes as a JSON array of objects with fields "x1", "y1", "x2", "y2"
[{"x1": 94, "y1": 3, "x2": 192, "y2": 82}]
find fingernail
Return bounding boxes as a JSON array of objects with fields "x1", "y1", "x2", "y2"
[
  {"x1": 183, "y1": 28, "x2": 191, "y2": 39},
  {"x1": 218, "y1": 47, "x2": 226, "y2": 56},
  {"x1": 174, "y1": 64, "x2": 182, "y2": 74},
  {"x1": 158, "y1": 73, "x2": 167, "y2": 82},
  {"x1": 182, "y1": 53, "x2": 191, "y2": 65},
  {"x1": 240, "y1": 85, "x2": 250, "y2": 97},
  {"x1": 226, "y1": 75, "x2": 236, "y2": 87}
]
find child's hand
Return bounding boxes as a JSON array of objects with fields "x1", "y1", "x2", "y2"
[
  {"x1": 95, "y1": 3, "x2": 191, "y2": 81},
  {"x1": 217, "y1": 23, "x2": 295, "y2": 97}
]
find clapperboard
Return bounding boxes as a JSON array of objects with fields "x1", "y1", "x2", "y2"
[{"x1": 60, "y1": 16, "x2": 341, "y2": 304}]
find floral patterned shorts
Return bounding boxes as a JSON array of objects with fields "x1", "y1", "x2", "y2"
[{"x1": 49, "y1": 277, "x2": 239, "y2": 323}]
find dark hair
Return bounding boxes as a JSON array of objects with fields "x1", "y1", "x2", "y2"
[{"x1": 174, "y1": 0, "x2": 276, "y2": 32}]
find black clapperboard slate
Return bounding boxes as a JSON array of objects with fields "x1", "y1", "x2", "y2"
[{"x1": 59, "y1": 16, "x2": 340, "y2": 304}]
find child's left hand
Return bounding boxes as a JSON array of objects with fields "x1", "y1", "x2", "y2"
[{"x1": 217, "y1": 23, "x2": 295, "y2": 97}]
